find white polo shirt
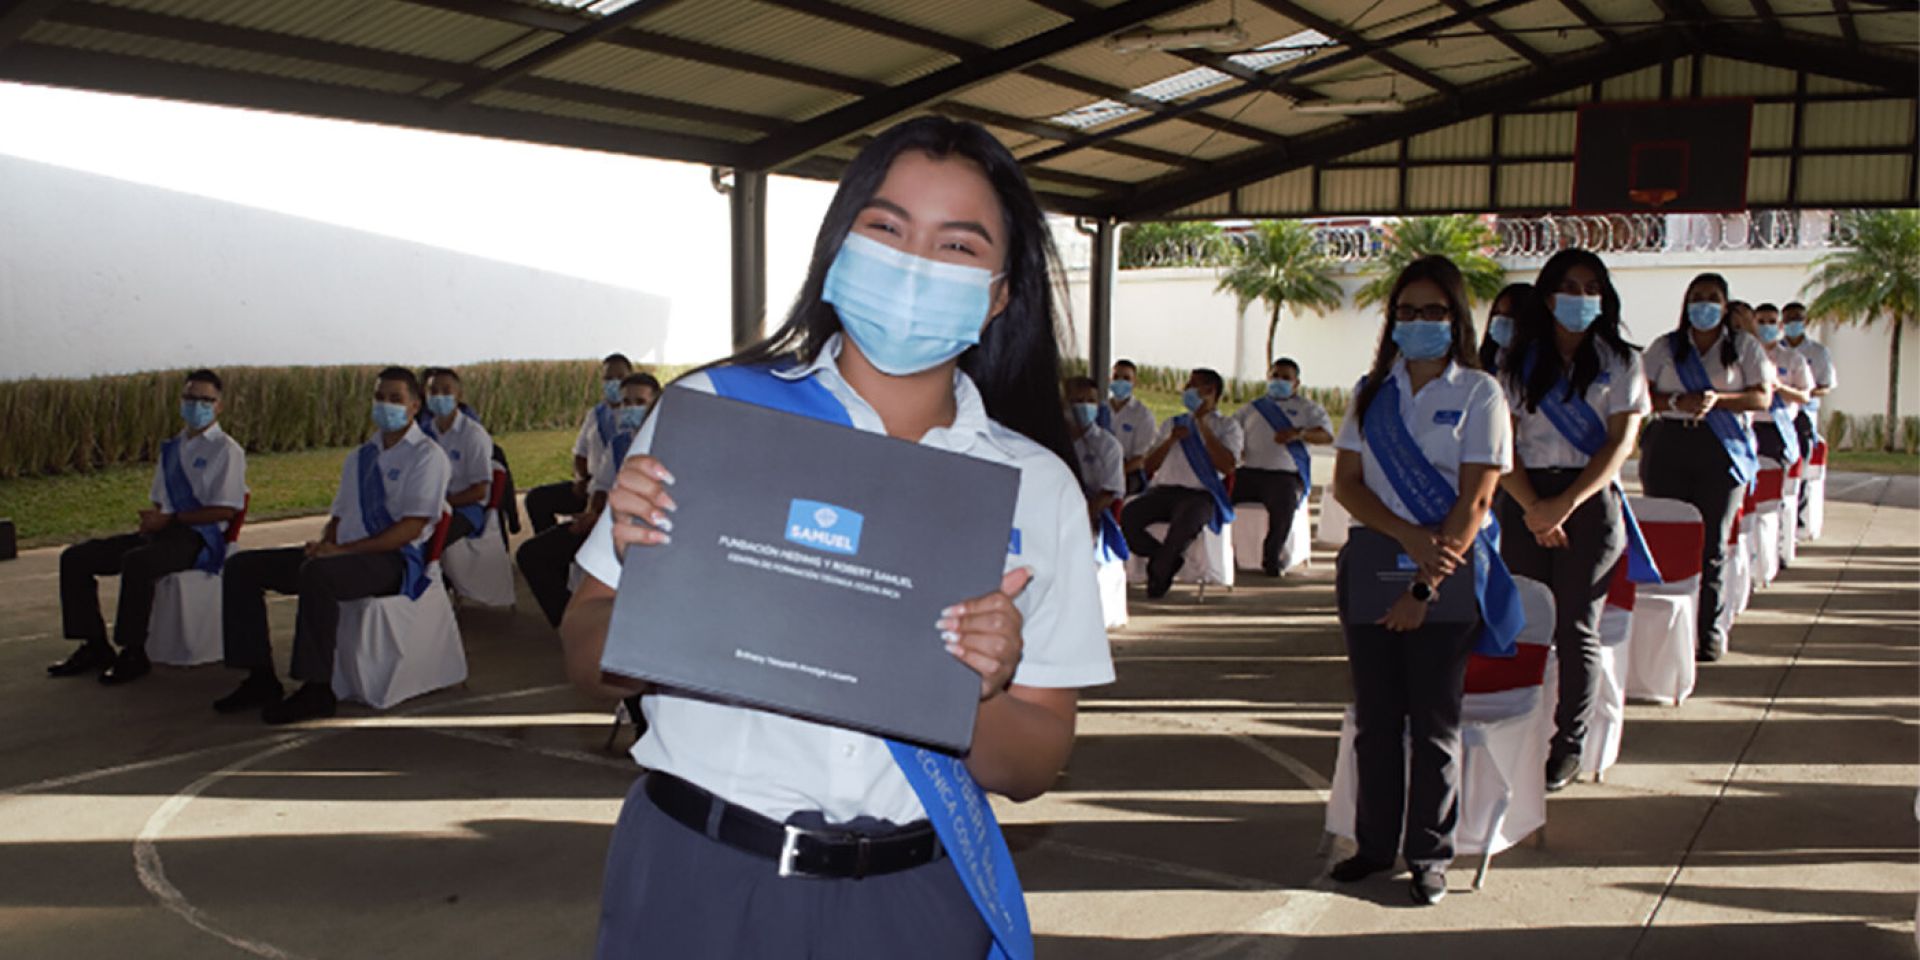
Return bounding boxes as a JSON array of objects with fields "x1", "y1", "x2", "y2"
[
  {"x1": 1642, "y1": 329, "x2": 1775, "y2": 421},
  {"x1": 1507, "y1": 345, "x2": 1651, "y2": 470},
  {"x1": 573, "y1": 403, "x2": 622, "y2": 483},
  {"x1": 1334, "y1": 358, "x2": 1512, "y2": 527},
  {"x1": 425, "y1": 413, "x2": 494, "y2": 498},
  {"x1": 327, "y1": 424, "x2": 452, "y2": 548},
  {"x1": 1790, "y1": 336, "x2": 1836, "y2": 412},
  {"x1": 1764, "y1": 342, "x2": 1815, "y2": 422},
  {"x1": 574, "y1": 335, "x2": 1114, "y2": 825},
  {"x1": 1148, "y1": 410, "x2": 1243, "y2": 492},
  {"x1": 1102, "y1": 395, "x2": 1157, "y2": 461},
  {"x1": 1233, "y1": 396, "x2": 1333, "y2": 472},
  {"x1": 148, "y1": 423, "x2": 248, "y2": 534},
  {"x1": 1072, "y1": 425, "x2": 1125, "y2": 500}
]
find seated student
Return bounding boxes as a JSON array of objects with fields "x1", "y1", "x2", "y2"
[
  {"x1": 50, "y1": 369, "x2": 246, "y2": 685},
  {"x1": 420, "y1": 367, "x2": 496, "y2": 542},
  {"x1": 1232, "y1": 358, "x2": 1334, "y2": 576},
  {"x1": 1748, "y1": 303, "x2": 1814, "y2": 471},
  {"x1": 1782, "y1": 301, "x2": 1836, "y2": 529},
  {"x1": 1122, "y1": 367, "x2": 1243, "y2": 598},
  {"x1": 1065, "y1": 376, "x2": 1127, "y2": 558},
  {"x1": 517, "y1": 372, "x2": 660, "y2": 628},
  {"x1": 214, "y1": 367, "x2": 451, "y2": 724},
  {"x1": 525, "y1": 354, "x2": 633, "y2": 534},
  {"x1": 1102, "y1": 359, "x2": 1157, "y2": 495}
]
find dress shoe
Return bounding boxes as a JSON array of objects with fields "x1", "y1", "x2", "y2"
[
  {"x1": 263, "y1": 682, "x2": 336, "y2": 725},
  {"x1": 1328, "y1": 855, "x2": 1392, "y2": 883},
  {"x1": 47, "y1": 643, "x2": 112, "y2": 677},
  {"x1": 1545, "y1": 751, "x2": 1582, "y2": 793},
  {"x1": 1410, "y1": 867, "x2": 1448, "y2": 905},
  {"x1": 99, "y1": 648, "x2": 151, "y2": 686},
  {"x1": 214, "y1": 674, "x2": 284, "y2": 714},
  {"x1": 1262, "y1": 562, "x2": 1281, "y2": 577},
  {"x1": 1696, "y1": 646, "x2": 1723, "y2": 663}
]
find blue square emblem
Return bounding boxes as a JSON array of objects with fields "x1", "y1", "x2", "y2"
[
  {"x1": 785, "y1": 499, "x2": 862, "y2": 555},
  {"x1": 1433, "y1": 410, "x2": 1463, "y2": 426}
]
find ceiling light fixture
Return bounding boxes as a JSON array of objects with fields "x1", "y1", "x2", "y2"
[
  {"x1": 1293, "y1": 97, "x2": 1408, "y2": 114},
  {"x1": 1104, "y1": 19, "x2": 1250, "y2": 54}
]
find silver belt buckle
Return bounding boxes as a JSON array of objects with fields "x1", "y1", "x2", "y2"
[{"x1": 777, "y1": 824, "x2": 810, "y2": 878}]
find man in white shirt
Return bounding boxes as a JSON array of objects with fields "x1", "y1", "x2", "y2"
[
  {"x1": 215, "y1": 367, "x2": 452, "y2": 724},
  {"x1": 1122, "y1": 368, "x2": 1244, "y2": 598},
  {"x1": 1782, "y1": 301, "x2": 1836, "y2": 529},
  {"x1": 1232, "y1": 357, "x2": 1334, "y2": 576},
  {"x1": 51, "y1": 369, "x2": 247, "y2": 685},
  {"x1": 1752, "y1": 304, "x2": 1815, "y2": 467},
  {"x1": 1066, "y1": 376, "x2": 1125, "y2": 546},
  {"x1": 525, "y1": 353, "x2": 633, "y2": 534},
  {"x1": 420, "y1": 367, "x2": 496, "y2": 542},
  {"x1": 1101, "y1": 359, "x2": 1157, "y2": 495}
]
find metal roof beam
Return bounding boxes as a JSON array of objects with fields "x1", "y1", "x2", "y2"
[
  {"x1": 0, "y1": 0, "x2": 64, "y2": 54},
  {"x1": 1701, "y1": 26, "x2": 1919, "y2": 94},
  {"x1": 1434, "y1": 0, "x2": 1550, "y2": 68},
  {"x1": 743, "y1": 0, "x2": 1210, "y2": 170},
  {"x1": 1110, "y1": 29, "x2": 1690, "y2": 217},
  {"x1": 1011, "y1": 0, "x2": 1328, "y2": 102},
  {"x1": 439, "y1": 0, "x2": 689, "y2": 106},
  {"x1": 1749, "y1": 0, "x2": 1787, "y2": 38},
  {"x1": 1249, "y1": 0, "x2": 1461, "y2": 97},
  {"x1": 1552, "y1": 0, "x2": 1625, "y2": 48},
  {"x1": 1833, "y1": 0, "x2": 1861, "y2": 47}
]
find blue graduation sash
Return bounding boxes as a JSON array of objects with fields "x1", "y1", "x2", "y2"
[
  {"x1": 1670, "y1": 333, "x2": 1759, "y2": 486},
  {"x1": 422, "y1": 418, "x2": 491, "y2": 539},
  {"x1": 593, "y1": 402, "x2": 617, "y2": 450},
  {"x1": 1765, "y1": 367, "x2": 1802, "y2": 465},
  {"x1": 1096, "y1": 510, "x2": 1129, "y2": 562},
  {"x1": 158, "y1": 438, "x2": 227, "y2": 574},
  {"x1": 1249, "y1": 397, "x2": 1312, "y2": 504},
  {"x1": 1170, "y1": 414, "x2": 1235, "y2": 534},
  {"x1": 1094, "y1": 403, "x2": 1112, "y2": 433},
  {"x1": 354, "y1": 442, "x2": 432, "y2": 600},
  {"x1": 1361, "y1": 375, "x2": 1524, "y2": 657},
  {"x1": 1523, "y1": 354, "x2": 1663, "y2": 584},
  {"x1": 704, "y1": 362, "x2": 1035, "y2": 960}
]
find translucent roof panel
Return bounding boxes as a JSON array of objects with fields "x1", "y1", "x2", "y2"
[{"x1": 1046, "y1": 29, "x2": 1330, "y2": 130}]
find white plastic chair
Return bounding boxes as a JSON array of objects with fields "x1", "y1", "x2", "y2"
[
  {"x1": 1126, "y1": 522, "x2": 1234, "y2": 598},
  {"x1": 332, "y1": 514, "x2": 467, "y2": 709},
  {"x1": 1229, "y1": 500, "x2": 1312, "y2": 575},
  {"x1": 148, "y1": 494, "x2": 249, "y2": 667},
  {"x1": 1626, "y1": 497, "x2": 1703, "y2": 705},
  {"x1": 1779, "y1": 459, "x2": 1802, "y2": 566},
  {"x1": 442, "y1": 466, "x2": 516, "y2": 609}
]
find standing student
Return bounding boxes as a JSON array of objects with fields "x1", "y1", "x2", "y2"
[
  {"x1": 1122, "y1": 368, "x2": 1243, "y2": 599},
  {"x1": 1231, "y1": 358, "x2": 1333, "y2": 576},
  {"x1": 524, "y1": 354, "x2": 633, "y2": 534},
  {"x1": 1101, "y1": 359, "x2": 1157, "y2": 495},
  {"x1": 1066, "y1": 375, "x2": 1127, "y2": 560},
  {"x1": 51, "y1": 369, "x2": 247, "y2": 685},
  {"x1": 1329, "y1": 255, "x2": 1518, "y2": 906},
  {"x1": 1498, "y1": 249, "x2": 1654, "y2": 791},
  {"x1": 1782, "y1": 301, "x2": 1836, "y2": 529},
  {"x1": 516, "y1": 373, "x2": 658, "y2": 628},
  {"x1": 214, "y1": 367, "x2": 452, "y2": 724},
  {"x1": 1480, "y1": 282, "x2": 1544, "y2": 376},
  {"x1": 1745, "y1": 304, "x2": 1813, "y2": 473},
  {"x1": 420, "y1": 367, "x2": 496, "y2": 542},
  {"x1": 1640, "y1": 275, "x2": 1774, "y2": 662},
  {"x1": 558, "y1": 117, "x2": 1112, "y2": 960}
]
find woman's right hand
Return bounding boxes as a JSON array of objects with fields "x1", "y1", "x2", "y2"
[
  {"x1": 1398, "y1": 526, "x2": 1463, "y2": 581},
  {"x1": 606, "y1": 455, "x2": 677, "y2": 557},
  {"x1": 1676, "y1": 390, "x2": 1719, "y2": 418}
]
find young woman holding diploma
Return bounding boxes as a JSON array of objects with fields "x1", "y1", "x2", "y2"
[
  {"x1": 558, "y1": 117, "x2": 1113, "y2": 960},
  {"x1": 1329, "y1": 255, "x2": 1519, "y2": 906}
]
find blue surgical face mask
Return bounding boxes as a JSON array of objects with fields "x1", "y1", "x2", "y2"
[
  {"x1": 1266, "y1": 378, "x2": 1294, "y2": 400},
  {"x1": 617, "y1": 404, "x2": 648, "y2": 432},
  {"x1": 1181, "y1": 387, "x2": 1204, "y2": 412},
  {"x1": 1784, "y1": 320, "x2": 1807, "y2": 339},
  {"x1": 1687, "y1": 301, "x2": 1724, "y2": 331},
  {"x1": 372, "y1": 401, "x2": 412, "y2": 433},
  {"x1": 602, "y1": 380, "x2": 622, "y2": 406},
  {"x1": 180, "y1": 399, "x2": 215, "y2": 431},
  {"x1": 1392, "y1": 319, "x2": 1453, "y2": 361},
  {"x1": 1756, "y1": 322, "x2": 1783, "y2": 344},
  {"x1": 824, "y1": 233, "x2": 999, "y2": 376},
  {"x1": 1109, "y1": 379, "x2": 1133, "y2": 401},
  {"x1": 1487, "y1": 314, "x2": 1516, "y2": 348},
  {"x1": 1070, "y1": 402, "x2": 1098, "y2": 427},
  {"x1": 1554, "y1": 294, "x2": 1603, "y2": 333},
  {"x1": 427, "y1": 394, "x2": 457, "y2": 418}
]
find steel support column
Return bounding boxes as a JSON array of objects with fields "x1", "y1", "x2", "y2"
[
  {"x1": 1088, "y1": 217, "x2": 1117, "y2": 394},
  {"x1": 729, "y1": 169, "x2": 768, "y2": 350}
]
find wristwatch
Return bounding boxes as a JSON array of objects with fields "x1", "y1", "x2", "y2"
[{"x1": 1408, "y1": 581, "x2": 1435, "y2": 603}]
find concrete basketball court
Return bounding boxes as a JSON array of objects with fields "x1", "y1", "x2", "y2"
[{"x1": 1, "y1": 472, "x2": 1914, "y2": 959}]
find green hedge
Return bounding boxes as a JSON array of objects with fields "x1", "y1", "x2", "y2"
[
  {"x1": 1822, "y1": 411, "x2": 1920, "y2": 453},
  {"x1": 0, "y1": 361, "x2": 690, "y2": 480}
]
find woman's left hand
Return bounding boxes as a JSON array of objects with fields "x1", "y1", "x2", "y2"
[
  {"x1": 1525, "y1": 494, "x2": 1572, "y2": 536},
  {"x1": 940, "y1": 568, "x2": 1032, "y2": 701},
  {"x1": 1378, "y1": 591, "x2": 1429, "y2": 632}
]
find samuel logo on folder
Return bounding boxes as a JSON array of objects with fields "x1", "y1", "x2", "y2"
[{"x1": 786, "y1": 499, "x2": 864, "y2": 556}]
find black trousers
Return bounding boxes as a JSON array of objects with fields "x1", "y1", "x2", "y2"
[
  {"x1": 222, "y1": 547, "x2": 405, "y2": 682},
  {"x1": 517, "y1": 525, "x2": 589, "y2": 628},
  {"x1": 1120, "y1": 487, "x2": 1213, "y2": 587},
  {"x1": 59, "y1": 526, "x2": 204, "y2": 651},
  {"x1": 1232, "y1": 468, "x2": 1306, "y2": 571},
  {"x1": 1754, "y1": 420, "x2": 1792, "y2": 464},
  {"x1": 442, "y1": 510, "x2": 475, "y2": 544},
  {"x1": 1338, "y1": 605, "x2": 1478, "y2": 870},
  {"x1": 1638, "y1": 420, "x2": 1746, "y2": 657},
  {"x1": 1498, "y1": 469, "x2": 1626, "y2": 759},
  {"x1": 1794, "y1": 410, "x2": 1818, "y2": 530},
  {"x1": 596, "y1": 775, "x2": 990, "y2": 960},
  {"x1": 525, "y1": 481, "x2": 587, "y2": 535}
]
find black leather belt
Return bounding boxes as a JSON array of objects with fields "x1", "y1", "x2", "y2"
[{"x1": 644, "y1": 772, "x2": 943, "y2": 880}]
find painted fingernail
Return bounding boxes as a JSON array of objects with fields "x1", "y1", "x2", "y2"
[
  {"x1": 655, "y1": 466, "x2": 676, "y2": 485},
  {"x1": 935, "y1": 617, "x2": 956, "y2": 631},
  {"x1": 940, "y1": 630, "x2": 960, "y2": 644},
  {"x1": 940, "y1": 605, "x2": 961, "y2": 618},
  {"x1": 652, "y1": 512, "x2": 673, "y2": 532},
  {"x1": 654, "y1": 532, "x2": 672, "y2": 545},
  {"x1": 944, "y1": 643, "x2": 963, "y2": 657}
]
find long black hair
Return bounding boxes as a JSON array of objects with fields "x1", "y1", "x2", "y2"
[
  {"x1": 1671, "y1": 272, "x2": 1739, "y2": 368},
  {"x1": 1508, "y1": 248, "x2": 1639, "y2": 413},
  {"x1": 1482, "y1": 281, "x2": 1543, "y2": 374},
  {"x1": 1352, "y1": 255, "x2": 1480, "y2": 428},
  {"x1": 700, "y1": 117, "x2": 1075, "y2": 468}
]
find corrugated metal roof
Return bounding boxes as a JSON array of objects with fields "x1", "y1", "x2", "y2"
[
  {"x1": 1749, "y1": 156, "x2": 1791, "y2": 204},
  {"x1": 534, "y1": 42, "x2": 849, "y2": 124},
  {"x1": 1236, "y1": 167, "x2": 1313, "y2": 214},
  {"x1": 1408, "y1": 117, "x2": 1492, "y2": 161},
  {"x1": 1497, "y1": 162, "x2": 1572, "y2": 209},
  {"x1": 1800, "y1": 154, "x2": 1913, "y2": 203},
  {"x1": 1804, "y1": 99, "x2": 1916, "y2": 148},
  {"x1": 25, "y1": 19, "x2": 425, "y2": 93},
  {"x1": 1751, "y1": 103, "x2": 1794, "y2": 151},
  {"x1": 1320, "y1": 167, "x2": 1398, "y2": 211},
  {"x1": 642, "y1": 1, "x2": 946, "y2": 88},
  {"x1": 1408, "y1": 165, "x2": 1490, "y2": 212},
  {"x1": 474, "y1": 86, "x2": 759, "y2": 141}
]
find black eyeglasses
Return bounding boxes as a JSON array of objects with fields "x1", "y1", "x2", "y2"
[
  {"x1": 180, "y1": 394, "x2": 217, "y2": 403},
  {"x1": 1391, "y1": 304, "x2": 1453, "y2": 322}
]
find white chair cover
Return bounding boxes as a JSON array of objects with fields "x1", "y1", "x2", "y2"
[
  {"x1": 1627, "y1": 496, "x2": 1704, "y2": 704},
  {"x1": 1802, "y1": 455, "x2": 1826, "y2": 541},
  {"x1": 1126, "y1": 521, "x2": 1234, "y2": 594},
  {"x1": 441, "y1": 508, "x2": 517, "y2": 608},
  {"x1": 1096, "y1": 556, "x2": 1129, "y2": 629},
  {"x1": 1315, "y1": 491, "x2": 1351, "y2": 547},
  {"x1": 333, "y1": 569, "x2": 467, "y2": 709},
  {"x1": 148, "y1": 570, "x2": 224, "y2": 666},
  {"x1": 1584, "y1": 601, "x2": 1634, "y2": 777},
  {"x1": 1229, "y1": 501, "x2": 1311, "y2": 574},
  {"x1": 1779, "y1": 473, "x2": 1800, "y2": 566}
]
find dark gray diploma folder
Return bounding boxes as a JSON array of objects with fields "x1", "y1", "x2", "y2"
[
  {"x1": 1336, "y1": 526, "x2": 1478, "y2": 625},
  {"x1": 601, "y1": 386, "x2": 1020, "y2": 753}
]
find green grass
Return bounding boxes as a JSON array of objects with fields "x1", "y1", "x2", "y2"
[
  {"x1": 1827, "y1": 449, "x2": 1920, "y2": 475},
  {"x1": 0, "y1": 428, "x2": 580, "y2": 549}
]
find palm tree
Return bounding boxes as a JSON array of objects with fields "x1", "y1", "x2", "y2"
[
  {"x1": 1214, "y1": 220, "x2": 1346, "y2": 366},
  {"x1": 1354, "y1": 214, "x2": 1506, "y2": 310},
  {"x1": 1801, "y1": 209, "x2": 1920, "y2": 450}
]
